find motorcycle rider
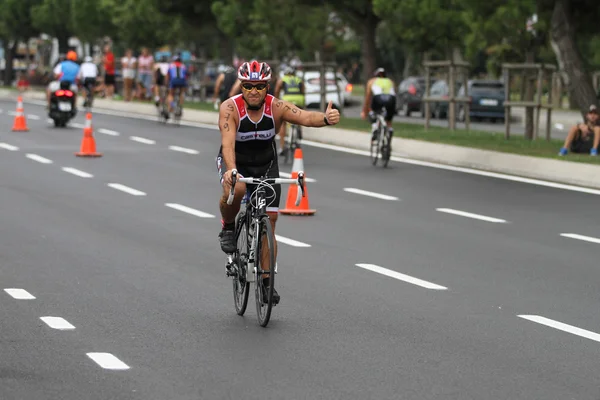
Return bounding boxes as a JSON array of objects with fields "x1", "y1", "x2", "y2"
[{"x1": 47, "y1": 50, "x2": 80, "y2": 110}]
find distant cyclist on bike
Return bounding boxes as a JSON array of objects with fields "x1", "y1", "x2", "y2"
[
  {"x1": 361, "y1": 67, "x2": 397, "y2": 147},
  {"x1": 275, "y1": 66, "x2": 305, "y2": 156},
  {"x1": 77, "y1": 56, "x2": 98, "y2": 108},
  {"x1": 165, "y1": 53, "x2": 188, "y2": 116},
  {"x1": 154, "y1": 55, "x2": 170, "y2": 109},
  {"x1": 216, "y1": 60, "x2": 340, "y2": 304}
]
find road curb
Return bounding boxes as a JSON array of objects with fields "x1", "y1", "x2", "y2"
[{"x1": 4, "y1": 89, "x2": 600, "y2": 190}]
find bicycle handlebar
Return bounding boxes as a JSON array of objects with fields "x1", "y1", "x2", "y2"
[{"x1": 226, "y1": 169, "x2": 306, "y2": 207}]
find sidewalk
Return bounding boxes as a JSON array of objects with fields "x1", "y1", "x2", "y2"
[{"x1": 4, "y1": 89, "x2": 600, "y2": 190}]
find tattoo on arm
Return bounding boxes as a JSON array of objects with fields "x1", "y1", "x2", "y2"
[
  {"x1": 224, "y1": 123, "x2": 230, "y2": 131},
  {"x1": 225, "y1": 112, "x2": 230, "y2": 122},
  {"x1": 227, "y1": 103, "x2": 234, "y2": 111},
  {"x1": 275, "y1": 101, "x2": 283, "y2": 108}
]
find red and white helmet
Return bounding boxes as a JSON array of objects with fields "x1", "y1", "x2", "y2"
[{"x1": 237, "y1": 60, "x2": 272, "y2": 81}]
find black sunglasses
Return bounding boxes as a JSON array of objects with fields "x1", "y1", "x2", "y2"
[{"x1": 241, "y1": 82, "x2": 268, "y2": 91}]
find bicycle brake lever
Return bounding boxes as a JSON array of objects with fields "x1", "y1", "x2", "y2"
[{"x1": 226, "y1": 169, "x2": 238, "y2": 205}]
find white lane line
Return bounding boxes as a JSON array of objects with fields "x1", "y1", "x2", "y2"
[
  {"x1": 279, "y1": 171, "x2": 317, "y2": 183},
  {"x1": 436, "y1": 208, "x2": 507, "y2": 223},
  {"x1": 344, "y1": 187, "x2": 399, "y2": 201},
  {"x1": 560, "y1": 233, "x2": 600, "y2": 245},
  {"x1": 26, "y1": 154, "x2": 53, "y2": 164},
  {"x1": 275, "y1": 235, "x2": 311, "y2": 248},
  {"x1": 356, "y1": 263, "x2": 447, "y2": 290},
  {"x1": 107, "y1": 183, "x2": 146, "y2": 196},
  {"x1": 47, "y1": 118, "x2": 53, "y2": 124},
  {"x1": 8, "y1": 111, "x2": 16, "y2": 116},
  {"x1": 40, "y1": 316, "x2": 75, "y2": 330},
  {"x1": 4, "y1": 288, "x2": 36, "y2": 299},
  {"x1": 62, "y1": 167, "x2": 93, "y2": 178},
  {"x1": 165, "y1": 203, "x2": 215, "y2": 218},
  {"x1": 130, "y1": 136, "x2": 156, "y2": 145},
  {"x1": 518, "y1": 315, "x2": 600, "y2": 344},
  {"x1": 0, "y1": 109, "x2": 3, "y2": 113},
  {"x1": 86, "y1": 353, "x2": 130, "y2": 370},
  {"x1": 27, "y1": 114, "x2": 40, "y2": 120},
  {"x1": 71, "y1": 122, "x2": 85, "y2": 129},
  {"x1": 0, "y1": 143, "x2": 19, "y2": 151},
  {"x1": 300, "y1": 140, "x2": 600, "y2": 197},
  {"x1": 98, "y1": 128, "x2": 120, "y2": 136},
  {"x1": 168, "y1": 145, "x2": 199, "y2": 155}
]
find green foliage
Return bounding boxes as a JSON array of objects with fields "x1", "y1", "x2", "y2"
[
  {"x1": 31, "y1": 0, "x2": 73, "y2": 40},
  {"x1": 0, "y1": 0, "x2": 41, "y2": 40},
  {"x1": 373, "y1": 0, "x2": 468, "y2": 55},
  {"x1": 70, "y1": 0, "x2": 116, "y2": 43},
  {"x1": 101, "y1": 0, "x2": 183, "y2": 50}
]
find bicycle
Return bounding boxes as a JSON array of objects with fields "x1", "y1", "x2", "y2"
[
  {"x1": 81, "y1": 80, "x2": 95, "y2": 110},
  {"x1": 282, "y1": 123, "x2": 302, "y2": 164},
  {"x1": 369, "y1": 108, "x2": 392, "y2": 168},
  {"x1": 171, "y1": 87, "x2": 183, "y2": 126},
  {"x1": 157, "y1": 85, "x2": 169, "y2": 124},
  {"x1": 225, "y1": 169, "x2": 306, "y2": 327}
]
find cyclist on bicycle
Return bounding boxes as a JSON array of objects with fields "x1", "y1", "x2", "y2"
[
  {"x1": 216, "y1": 60, "x2": 340, "y2": 304},
  {"x1": 154, "y1": 55, "x2": 170, "y2": 109},
  {"x1": 165, "y1": 53, "x2": 188, "y2": 116},
  {"x1": 77, "y1": 56, "x2": 98, "y2": 108},
  {"x1": 275, "y1": 66, "x2": 305, "y2": 156},
  {"x1": 361, "y1": 67, "x2": 397, "y2": 146}
]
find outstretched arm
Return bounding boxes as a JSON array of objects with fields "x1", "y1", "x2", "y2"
[
  {"x1": 361, "y1": 79, "x2": 373, "y2": 118},
  {"x1": 274, "y1": 99, "x2": 340, "y2": 127}
]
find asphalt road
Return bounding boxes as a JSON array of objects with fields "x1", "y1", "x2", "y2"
[
  {"x1": 1, "y1": 100, "x2": 599, "y2": 399},
  {"x1": 340, "y1": 96, "x2": 568, "y2": 140}
]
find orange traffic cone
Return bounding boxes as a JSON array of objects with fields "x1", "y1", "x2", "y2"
[
  {"x1": 280, "y1": 148, "x2": 316, "y2": 216},
  {"x1": 75, "y1": 113, "x2": 102, "y2": 157},
  {"x1": 11, "y1": 96, "x2": 29, "y2": 131}
]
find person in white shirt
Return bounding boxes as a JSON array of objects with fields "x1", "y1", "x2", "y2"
[
  {"x1": 121, "y1": 49, "x2": 137, "y2": 101},
  {"x1": 78, "y1": 56, "x2": 99, "y2": 108},
  {"x1": 153, "y1": 55, "x2": 170, "y2": 108}
]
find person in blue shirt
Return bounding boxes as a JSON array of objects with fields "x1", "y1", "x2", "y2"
[
  {"x1": 165, "y1": 53, "x2": 188, "y2": 116},
  {"x1": 47, "y1": 50, "x2": 80, "y2": 109}
]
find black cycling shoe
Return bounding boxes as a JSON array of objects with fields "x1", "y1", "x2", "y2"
[
  {"x1": 218, "y1": 228, "x2": 236, "y2": 254},
  {"x1": 261, "y1": 279, "x2": 280, "y2": 305}
]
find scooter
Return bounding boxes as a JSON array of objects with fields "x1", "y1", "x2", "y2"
[{"x1": 49, "y1": 82, "x2": 77, "y2": 127}]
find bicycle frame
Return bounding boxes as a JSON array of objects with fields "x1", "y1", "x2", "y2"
[{"x1": 226, "y1": 169, "x2": 305, "y2": 282}]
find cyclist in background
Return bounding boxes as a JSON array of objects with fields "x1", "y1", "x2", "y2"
[
  {"x1": 154, "y1": 55, "x2": 170, "y2": 117},
  {"x1": 165, "y1": 53, "x2": 188, "y2": 116},
  {"x1": 275, "y1": 66, "x2": 305, "y2": 156},
  {"x1": 361, "y1": 67, "x2": 397, "y2": 147},
  {"x1": 77, "y1": 56, "x2": 99, "y2": 108},
  {"x1": 212, "y1": 65, "x2": 238, "y2": 109}
]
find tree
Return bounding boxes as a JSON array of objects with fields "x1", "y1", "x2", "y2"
[
  {"x1": 0, "y1": 0, "x2": 42, "y2": 85},
  {"x1": 542, "y1": 0, "x2": 598, "y2": 114},
  {"x1": 31, "y1": 0, "x2": 73, "y2": 53},
  {"x1": 70, "y1": 0, "x2": 116, "y2": 44}
]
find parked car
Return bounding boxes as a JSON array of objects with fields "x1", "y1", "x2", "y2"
[
  {"x1": 396, "y1": 76, "x2": 432, "y2": 116},
  {"x1": 429, "y1": 80, "x2": 461, "y2": 119},
  {"x1": 299, "y1": 71, "x2": 352, "y2": 109},
  {"x1": 456, "y1": 80, "x2": 505, "y2": 123}
]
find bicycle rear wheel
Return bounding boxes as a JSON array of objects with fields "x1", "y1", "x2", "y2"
[
  {"x1": 370, "y1": 126, "x2": 383, "y2": 166},
  {"x1": 255, "y1": 216, "x2": 276, "y2": 327},
  {"x1": 232, "y1": 211, "x2": 250, "y2": 315}
]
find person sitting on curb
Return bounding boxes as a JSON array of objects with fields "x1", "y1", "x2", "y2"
[{"x1": 558, "y1": 105, "x2": 600, "y2": 156}]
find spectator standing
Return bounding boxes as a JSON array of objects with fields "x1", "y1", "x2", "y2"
[
  {"x1": 102, "y1": 44, "x2": 116, "y2": 98},
  {"x1": 121, "y1": 49, "x2": 137, "y2": 101},
  {"x1": 137, "y1": 47, "x2": 154, "y2": 100}
]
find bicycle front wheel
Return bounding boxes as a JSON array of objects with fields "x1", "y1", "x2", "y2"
[
  {"x1": 382, "y1": 129, "x2": 391, "y2": 168},
  {"x1": 255, "y1": 216, "x2": 276, "y2": 327},
  {"x1": 233, "y1": 211, "x2": 250, "y2": 315}
]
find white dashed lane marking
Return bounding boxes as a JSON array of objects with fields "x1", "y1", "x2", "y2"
[
  {"x1": 275, "y1": 235, "x2": 311, "y2": 248},
  {"x1": 26, "y1": 154, "x2": 53, "y2": 164},
  {"x1": 560, "y1": 233, "x2": 600, "y2": 245},
  {"x1": 62, "y1": 167, "x2": 93, "y2": 178},
  {"x1": 0, "y1": 143, "x2": 19, "y2": 151},
  {"x1": 27, "y1": 114, "x2": 40, "y2": 120},
  {"x1": 436, "y1": 208, "x2": 507, "y2": 223},
  {"x1": 40, "y1": 316, "x2": 76, "y2": 330},
  {"x1": 168, "y1": 145, "x2": 199, "y2": 154},
  {"x1": 519, "y1": 315, "x2": 600, "y2": 344},
  {"x1": 356, "y1": 263, "x2": 448, "y2": 290},
  {"x1": 4, "y1": 288, "x2": 36, "y2": 299},
  {"x1": 107, "y1": 183, "x2": 146, "y2": 196},
  {"x1": 86, "y1": 353, "x2": 130, "y2": 370},
  {"x1": 344, "y1": 187, "x2": 399, "y2": 201},
  {"x1": 165, "y1": 203, "x2": 215, "y2": 218},
  {"x1": 98, "y1": 128, "x2": 120, "y2": 136},
  {"x1": 130, "y1": 136, "x2": 156, "y2": 145}
]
